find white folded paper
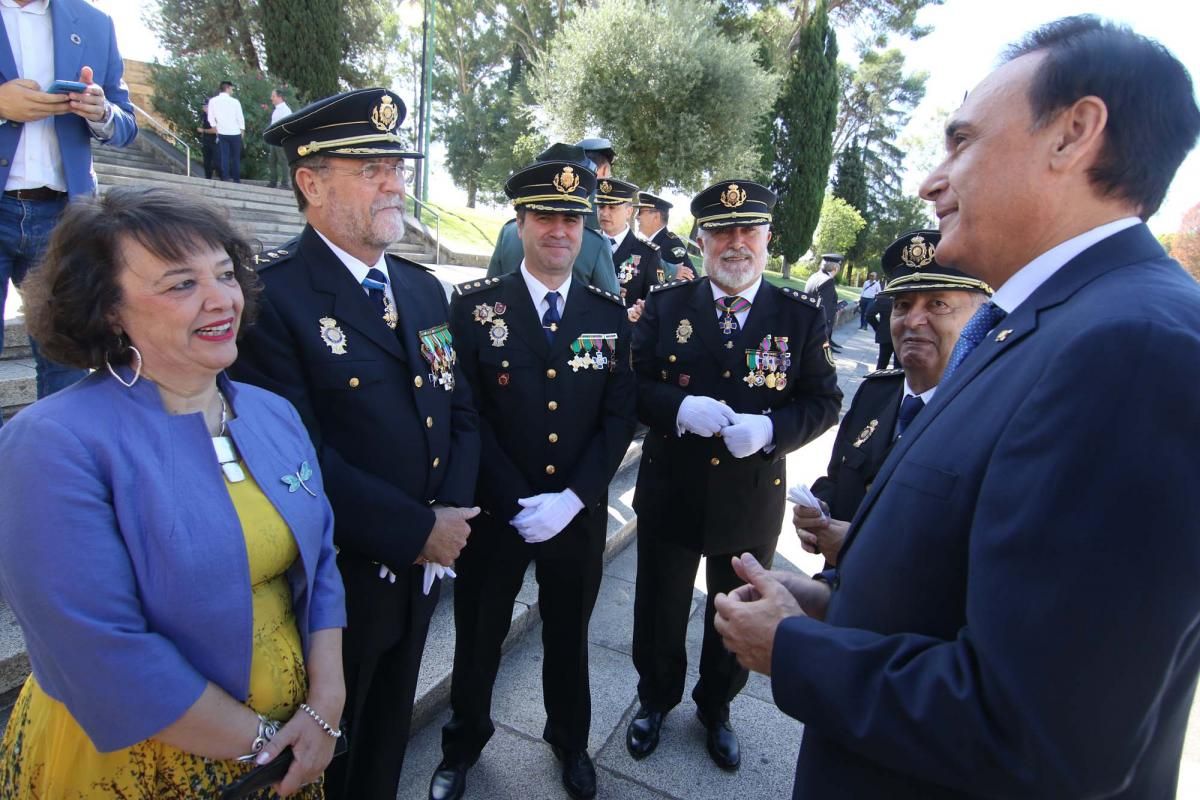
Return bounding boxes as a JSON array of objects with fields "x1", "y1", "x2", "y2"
[{"x1": 787, "y1": 483, "x2": 829, "y2": 523}]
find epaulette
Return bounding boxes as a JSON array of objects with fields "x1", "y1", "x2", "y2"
[
  {"x1": 650, "y1": 277, "x2": 697, "y2": 293},
  {"x1": 587, "y1": 284, "x2": 624, "y2": 305},
  {"x1": 777, "y1": 286, "x2": 820, "y2": 309},
  {"x1": 634, "y1": 232, "x2": 660, "y2": 251},
  {"x1": 453, "y1": 276, "x2": 502, "y2": 296},
  {"x1": 864, "y1": 368, "x2": 905, "y2": 380},
  {"x1": 388, "y1": 254, "x2": 434, "y2": 274},
  {"x1": 251, "y1": 241, "x2": 299, "y2": 272}
]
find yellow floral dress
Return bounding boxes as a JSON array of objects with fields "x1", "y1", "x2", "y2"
[{"x1": 0, "y1": 463, "x2": 323, "y2": 799}]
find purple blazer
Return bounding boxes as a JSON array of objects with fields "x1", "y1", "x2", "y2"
[{"x1": 0, "y1": 371, "x2": 345, "y2": 752}]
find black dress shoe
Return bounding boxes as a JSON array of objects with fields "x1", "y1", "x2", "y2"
[
  {"x1": 552, "y1": 746, "x2": 597, "y2": 799},
  {"x1": 625, "y1": 706, "x2": 665, "y2": 760},
  {"x1": 696, "y1": 709, "x2": 741, "y2": 771},
  {"x1": 428, "y1": 760, "x2": 469, "y2": 800}
]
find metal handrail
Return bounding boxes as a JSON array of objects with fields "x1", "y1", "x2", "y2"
[
  {"x1": 130, "y1": 102, "x2": 191, "y2": 177},
  {"x1": 409, "y1": 195, "x2": 441, "y2": 265}
]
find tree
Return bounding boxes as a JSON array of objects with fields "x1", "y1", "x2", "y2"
[
  {"x1": 529, "y1": 0, "x2": 778, "y2": 192},
  {"x1": 812, "y1": 194, "x2": 866, "y2": 264},
  {"x1": 145, "y1": 0, "x2": 261, "y2": 69},
  {"x1": 260, "y1": 0, "x2": 342, "y2": 103},
  {"x1": 856, "y1": 193, "x2": 931, "y2": 271},
  {"x1": 1174, "y1": 202, "x2": 1200, "y2": 281},
  {"x1": 831, "y1": 141, "x2": 869, "y2": 268},
  {"x1": 769, "y1": 0, "x2": 838, "y2": 278}
]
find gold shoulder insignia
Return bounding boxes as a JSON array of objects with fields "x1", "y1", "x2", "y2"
[
  {"x1": 587, "y1": 284, "x2": 625, "y2": 305},
  {"x1": 864, "y1": 368, "x2": 905, "y2": 380},
  {"x1": 251, "y1": 243, "x2": 298, "y2": 272},
  {"x1": 454, "y1": 278, "x2": 497, "y2": 296},
  {"x1": 779, "y1": 286, "x2": 820, "y2": 309}
]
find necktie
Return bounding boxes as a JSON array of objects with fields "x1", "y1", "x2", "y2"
[
  {"x1": 716, "y1": 296, "x2": 751, "y2": 343},
  {"x1": 543, "y1": 291, "x2": 562, "y2": 343},
  {"x1": 362, "y1": 268, "x2": 388, "y2": 320},
  {"x1": 608, "y1": 236, "x2": 618, "y2": 252},
  {"x1": 896, "y1": 394, "x2": 925, "y2": 438},
  {"x1": 943, "y1": 301, "x2": 1007, "y2": 380}
]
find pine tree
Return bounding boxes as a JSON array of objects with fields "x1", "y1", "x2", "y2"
[
  {"x1": 831, "y1": 141, "x2": 870, "y2": 270},
  {"x1": 260, "y1": 0, "x2": 342, "y2": 103},
  {"x1": 769, "y1": 0, "x2": 839, "y2": 279}
]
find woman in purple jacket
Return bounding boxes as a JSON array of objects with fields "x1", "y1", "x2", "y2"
[{"x1": 0, "y1": 188, "x2": 346, "y2": 798}]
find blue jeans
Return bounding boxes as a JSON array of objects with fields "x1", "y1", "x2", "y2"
[
  {"x1": 218, "y1": 134, "x2": 242, "y2": 182},
  {"x1": 0, "y1": 193, "x2": 85, "y2": 426},
  {"x1": 859, "y1": 297, "x2": 875, "y2": 328}
]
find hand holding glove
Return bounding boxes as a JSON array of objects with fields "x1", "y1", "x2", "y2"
[
  {"x1": 676, "y1": 395, "x2": 737, "y2": 438},
  {"x1": 511, "y1": 490, "x2": 585, "y2": 543},
  {"x1": 722, "y1": 413, "x2": 774, "y2": 458}
]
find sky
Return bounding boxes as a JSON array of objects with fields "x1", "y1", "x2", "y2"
[{"x1": 96, "y1": 0, "x2": 1199, "y2": 233}]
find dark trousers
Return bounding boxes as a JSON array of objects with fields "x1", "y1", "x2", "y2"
[
  {"x1": 325, "y1": 562, "x2": 435, "y2": 800},
  {"x1": 217, "y1": 133, "x2": 242, "y2": 182},
  {"x1": 200, "y1": 134, "x2": 218, "y2": 179},
  {"x1": 859, "y1": 297, "x2": 874, "y2": 329},
  {"x1": 631, "y1": 534, "x2": 776, "y2": 722},
  {"x1": 441, "y1": 513, "x2": 604, "y2": 765},
  {"x1": 876, "y1": 342, "x2": 899, "y2": 370},
  {"x1": 0, "y1": 194, "x2": 84, "y2": 421}
]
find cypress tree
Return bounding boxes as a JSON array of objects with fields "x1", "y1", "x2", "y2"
[
  {"x1": 832, "y1": 141, "x2": 871, "y2": 269},
  {"x1": 260, "y1": 0, "x2": 342, "y2": 103},
  {"x1": 769, "y1": 0, "x2": 839, "y2": 279}
]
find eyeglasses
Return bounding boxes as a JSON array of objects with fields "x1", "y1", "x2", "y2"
[{"x1": 317, "y1": 161, "x2": 414, "y2": 186}]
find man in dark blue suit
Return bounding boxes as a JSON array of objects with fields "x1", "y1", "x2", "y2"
[{"x1": 714, "y1": 16, "x2": 1200, "y2": 799}]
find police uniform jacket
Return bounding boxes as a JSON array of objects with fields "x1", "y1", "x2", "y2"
[
  {"x1": 650, "y1": 227, "x2": 696, "y2": 279},
  {"x1": 449, "y1": 272, "x2": 637, "y2": 556},
  {"x1": 486, "y1": 218, "x2": 621, "y2": 295},
  {"x1": 632, "y1": 277, "x2": 842, "y2": 554},
  {"x1": 230, "y1": 225, "x2": 481, "y2": 653},
  {"x1": 810, "y1": 369, "x2": 904, "y2": 521},
  {"x1": 612, "y1": 230, "x2": 663, "y2": 306},
  {"x1": 868, "y1": 294, "x2": 894, "y2": 347}
]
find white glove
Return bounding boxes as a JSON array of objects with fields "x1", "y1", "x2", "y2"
[
  {"x1": 676, "y1": 395, "x2": 737, "y2": 437},
  {"x1": 511, "y1": 490, "x2": 585, "y2": 543},
  {"x1": 378, "y1": 564, "x2": 397, "y2": 584},
  {"x1": 722, "y1": 413, "x2": 774, "y2": 458},
  {"x1": 422, "y1": 562, "x2": 457, "y2": 595}
]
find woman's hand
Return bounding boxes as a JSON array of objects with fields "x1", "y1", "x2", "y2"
[{"x1": 256, "y1": 701, "x2": 340, "y2": 797}]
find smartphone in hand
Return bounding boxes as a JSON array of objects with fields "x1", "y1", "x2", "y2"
[{"x1": 46, "y1": 80, "x2": 88, "y2": 94}]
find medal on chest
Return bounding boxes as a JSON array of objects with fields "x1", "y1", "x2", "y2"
[
  {"x1": 473, "y1": 301, "x2": 510, "y2": 347},
  {"x1": 419, "y1": 323, "x2": 457, "y2": 391},
  {"x1": 744, "y1": 335, "x2": 791, "y2": 391},
  {"x1": 568, "y1": 333, "x2": 618, "y2": 372},
  {"x1": 617, "y1": 254, "x2": 641, "y2": 285}
]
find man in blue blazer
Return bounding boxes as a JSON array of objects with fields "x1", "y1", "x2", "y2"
[
  {"x1": 0, "y1": 0, "x2": 136, "y2": 408},
  {"x1": 714, "y1": 16, "x2": 1200, "y2": 799}
]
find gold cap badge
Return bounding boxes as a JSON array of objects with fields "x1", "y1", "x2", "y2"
[
  {"x1": 371, "y1": 95, "x2": 399, "y2": 132},
  {"x1": 553, "y1": 166, "x2": 580, "y2": 194},
  {"x1": 901, "y1": 235, "x2": 936, "y2": 268},
  {"x1": 600, "y1": 180, "x2": 613, "y2": 194},
  {"x1": 720, "y1": 184, "x2": 747, "y2": 208}
]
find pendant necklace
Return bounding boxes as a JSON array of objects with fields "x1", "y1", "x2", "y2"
[{"x1": 211, "y1": 392, "x2": 245, "y2": 483}]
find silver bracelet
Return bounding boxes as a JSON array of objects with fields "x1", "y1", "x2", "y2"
[
  {"x1": 236, "y1": 713, "x2": 281, "y2": 762},
  {"x1": 299, "y1": 702, "x2": 342, "y2": 739}
]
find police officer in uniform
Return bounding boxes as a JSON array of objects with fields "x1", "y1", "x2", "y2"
[
  {"x1": 805, "y1": 254, "x2": 843, "y2": 351},
  {"x1": 799, "y1": 230, "x2": 991, "y2": 563},
  {"x1": 625, "y1": 180, "x2": 842, "y2": 770},
  {"x1": 430, "y1": 159, "x2": 637, "y2": 800},
  {"x1": 636, "y1": 191, "x2": 696, "y2": 281},
  {"x1": 230, "y1": 88, "x2": 482, "y2": 800},
  {"x1": 594, "y1": 177, "x2": 663, "y2": 310},
  {"x1": 487, "y1": 143, "x2": 620, "y2": 295},
  {"x1": 867, "y1": 289, "x2": 898, "y2": 369}
]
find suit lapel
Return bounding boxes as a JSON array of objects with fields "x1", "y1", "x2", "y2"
[
  {"x1": 840, "y1": 223, "x2": 1165, "y2": 560},
  {"x1": 51, "y1": 0, "x2": 84, "y2": 87},
  {"x1": 737, "y1": 282, "x2": 780, "y2": 362},
  {"x1": 549, "y1": 280, "x2": 597, "y2": 361},
  {"x1": 385, "y1": 258, "x2": 428, "y2": 368},
  {"x1": 0, "y1": 12, "x2": 17, "y2": 82},
  {"x1": 689, "y1": 278, "x2": 731, "y2": 363},
  {"x1": 302, "y1": 227, "x2": 406, "y2": 361},
  {"x1": 500, "y1": 272, "x2": 550, "y2": 358}
]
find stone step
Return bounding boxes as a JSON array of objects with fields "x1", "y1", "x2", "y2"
[
  {"x1": 94, "y1": 162, "x2": 302, "y2": 203},
  {"x1": 0, "y1": 357, "x2": 35, "y2": 422}
]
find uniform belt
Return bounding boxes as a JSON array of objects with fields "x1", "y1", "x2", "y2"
[{"x1": 4, "y1": 187, "x2": 67, "y2": 202}]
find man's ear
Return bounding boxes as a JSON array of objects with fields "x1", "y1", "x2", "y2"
[
  {"x1": 1049, "y1": 95, "x2": 1108, "y2": 175},
  {"x1": 294, "y1": 167, "x2": 325, "y2": 209}
]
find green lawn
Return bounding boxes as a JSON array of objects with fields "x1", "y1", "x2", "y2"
[{"x1": 405, "y1": 198, "x2": 509, "y2": 255}]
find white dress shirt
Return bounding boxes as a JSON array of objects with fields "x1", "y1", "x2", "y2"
[
  {"x1": 710, "y1": 276, "x2": 763, "y2": 328},
  {"x1": 315, "y1": 230, "x2": 395, "y2": 310},
  {"x1": 861, "y1": 279, "x2": 882, "y2": 300},
  {"x1": 207, "y1": 92, "x2": 245, "y2": 136},
  {"x1": 990, "y1": 217, "x2": 1141, "y2": 314},
  {"x1": 270, "y1": 100, "x2": 292, "y2": 125},
  {"x1": 520, "y1": 262, "x2": 572, "y2": 321},
  {"x1": 607, "y1": 226, "x2": 629, "y2": 252}
]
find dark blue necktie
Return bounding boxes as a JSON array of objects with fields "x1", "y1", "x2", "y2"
[
  {"x1": 542, "y1": 291, "x2": 562, "y2": 342},
  {"x1": 896, "y1": 394, "x2": 925, "y2": 438},
  {"x1": 943, "y1": 301, "x2": 1007, "y2": 380},
  {"x1": 362, "y1": 268, "x2": 388, "y2": 320}
]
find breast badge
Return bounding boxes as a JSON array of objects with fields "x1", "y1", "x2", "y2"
[
  {"x1": 744, "y1": 335, "x2": 791, "y2": 391},
  {"x1": 675, "y1": 319, "x2": 693, "y2": 344},
  {"x1": 418, "y1": 324, "x2": 457, "y2": 391},
  {"x1": 568, "y1": 333, "x2": 618, "y2": 372},
  {"x1": 473, "y1": 302, "x2": 509, "y2": 347},
  {"x1": 852, "y1": 420, "x2": 879, "y2": 448},
  {"x1": 319, "y1": 317, "x2": 348, "y2": 355}
]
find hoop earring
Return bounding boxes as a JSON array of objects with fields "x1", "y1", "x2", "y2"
[{"x1": 106, "y1": 345, "x2": 143, "y2": 388}]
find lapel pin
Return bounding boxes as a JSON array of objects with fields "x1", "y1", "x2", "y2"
[
  {"x1": 281, "y1": 462, "x2": 317, "y2": 497},
  {"x1": 995, "y1": 329, "x2": 1013, "y2": 342}
]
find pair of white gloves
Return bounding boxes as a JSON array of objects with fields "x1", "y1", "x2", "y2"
[
  {"x1": 377, "y1": 562, "x2": 458, "y2": 595},
  {"x1": 676, "y1": 395, "x2": 774, "y2": 457},
  {"x1": 510, "y1": 489, "x2": 585, "y2": 543}
]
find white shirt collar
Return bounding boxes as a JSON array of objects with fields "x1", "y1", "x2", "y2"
[
  {"x1": 990, "y1": 217, "x2": 1140, "y2": 314},
  {"x1": 0, "y1": 1, "x2": 50, "y2": 14},
  {"x1": 640, "y1": 224, "x2": 663, "y2": 241},
  {"x1": 314, "y1": 229, "x2": 388, "y2": 288},
  {"x1": 710, "y1": 275, "x2": 764, "y2": 305},
  {"x1": 520, "y1": 261, "x2": 572, "y2": 314},
  {"x1": 902, "y1": 378, "x2": 937, "y2": 406},
  {"x1": 608, "y1": 226, "x2": 629, "y2": 250}
]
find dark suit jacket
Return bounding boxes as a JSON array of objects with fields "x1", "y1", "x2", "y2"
[
  {"x1": 868, "y1": 294, "x2": 894, "y2": 347},
  {"x1": 632, "y1": 277, "x2": 842, "y2": 554},
  {"x1": 649, "y1": 227, "x2": 696, "y2": 278},
  {"x1": 486, "y1": 218, "x2": 621, "y2": 294},
  {"x1": 772, "y1": 224, "x2": 1200, "y2": 799},
  {"x1": 811, "y1": 369, "x2": 904, "y2": 521},
  {"x1": 230, "y1": 225, "x2": 480, "y2": 656},
  {"x1": 449, "y1": 272, "x2": 636, "y2": 558},
  {"x1": 0, "y1": 0, "x2": 137, "y2": 197},
  {"x1": 612, "y1": 230, "x2": 663, "y2": 306}
]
